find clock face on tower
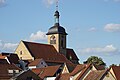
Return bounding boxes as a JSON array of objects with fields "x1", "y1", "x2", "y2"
[{"x1": 50, "y1": 35, "x2": 56, "y2": 44}]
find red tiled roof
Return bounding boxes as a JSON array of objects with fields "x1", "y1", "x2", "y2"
[
  {"x1": 28, "y1": 59, "x2": 43, "y2": 66},
  {"x1": 111, "y1": 66, "x2": 120, "y2": 80},
  {"x1": 55, "y1": 73, "x2": 70, "y2": 80},
  {"x1": 23, "y1": 41, "x2": 70, "y2": 63},
  {"x1": 84, "y1": 70, "x2": 107, "y2": 80},
  {"x1": 93, "y1": 64, "x2": 105, "y2": 70},
  {"x1": 56, "y1": 64, "x2": 91, "y2": 80},
  {"x1": 65, "y1": 62, "x2": 77, "y2": 73},
  {"x1": 0, "y1": 53, "x2": 19, "y2": 64},
  {"x1": 0, "y1": 64, "x2": 22, "y2": 79},
  {"x1": 0, "y1": 55, "x2": 6, "y2": 59},
  {"x1": 7, "y1": 54, "x2": 19, "y2": 64},
  {"x1": 0, "y1": 59, "x2": 9, "y2": 64},
  {"x1": 70, "y1": 64, "x2": 86, "y2": 76},
  {"x1": 75, "y1": 64, "x2": 91, "y2": 80},
  {"x1": 66, "y1": 48, "x2": 79, "y2": 60},
  {"x1": 13, "y1": 70, "x2": 42, "y2": 80},
  {"x1": 32, "y1": 65, "x2": 61, "y2": 79}
]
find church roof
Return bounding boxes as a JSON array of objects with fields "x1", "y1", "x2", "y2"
[
  {"x1": 32, "y1": 65, "x2": 61, "y2": 79},
  {"x1": 46, "y1": 23, "x2": 67, "y2": 35},
  {"x1": 66, "y1": 48, "x2": 79, "y2": 60},
  {"x1": 111, "y1": 66, "x2": 120, "y2": 80},
  {"x1": 22, "y1": 41, "x2": 70, "y2": 63}
]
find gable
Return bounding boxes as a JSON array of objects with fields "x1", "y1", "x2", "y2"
[
  {"x1": 103, "y1": 71, "x2": 115, "y2": 80},
  {"x1": 62, "y1": 64, "x2": 69, "y2": 74},
  {"x1": 110, "y1": 66, "x2": 120, "y2": 80},
  {"x1": 15, "y1": 40, "x2": 34, "y2": 60},
  {"x1": 28, "y1": 59, "x2": 48, "y2": 69}
]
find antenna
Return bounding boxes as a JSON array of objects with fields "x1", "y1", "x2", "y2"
[{"x1": 56, "y1": 0, "x2": 59, "y2": 11}]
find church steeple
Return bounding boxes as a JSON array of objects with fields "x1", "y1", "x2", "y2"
[
  {"x1": 46, "y1": 0, "x2": 67, "y2": 56},
  {"x1": 54, "y1": 10, "x2": 60, "y2": 24},
  {"x1": 54, "y1": 0, "x2": 60, "y2": 25}
]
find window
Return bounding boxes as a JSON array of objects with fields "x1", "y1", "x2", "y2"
[
  {"x1": 8, "y1": 70, "x2": 13, "y2": 74},
  {"x1": 20, "y1": 57, "x2": 22, "y2": 60},
  {"x1": 50, "y1": 35, "x2": 56, "y2": 44},
  {"x1": 41, "y1": 62, "x2": 43, "y2": 64},
  {"x1": 61, "y1": 36, "x2": 64, "y2": 48},
  {"x1": 20, "y1": 51, "x2": 22, "y2": 55},
  {"x1": 15, "y1": 70, "x2": 19, "y2": 73}
]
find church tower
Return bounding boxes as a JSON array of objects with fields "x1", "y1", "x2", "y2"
[{"x1": 46, "y1": 2, "x2": 67, "y2": 56}]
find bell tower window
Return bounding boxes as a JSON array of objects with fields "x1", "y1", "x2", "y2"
[
  {"x1": 50, "y1": 35, "x2": 56, "y2": 44},
  {"x1": 61, "y1": 36, "x2": 64, "y2": 48}
]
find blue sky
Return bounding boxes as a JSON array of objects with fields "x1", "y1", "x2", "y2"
[{"x1": 0, "y1": 0, "x2": 120, "y2": 66}]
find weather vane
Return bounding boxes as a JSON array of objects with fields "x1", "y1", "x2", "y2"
[{"x1": 56, "y1": 0, "x2": 59, "y2": 11}]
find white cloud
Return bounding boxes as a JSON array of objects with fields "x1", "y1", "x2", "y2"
[
  {"x1": 0, "y1": 30, "x2": 47, "y2": 52},
  {"x1": 29, "y1": 31, "x2": 47, "y2": 41},
  {"x1": 0, "y1": 40, "x2": 18, "y2": 52},
  {"x1": 0, "y1": 0, "x2": 6, "y2": 7},
  {"x1": 42, "y1": 0, "x2": 58, "y2": 7},
  {"x1": 88, "y1": 27, "x2": 97, "y2": 32},
  {"x1": 79, "y1": 45, "x2": 119, "y2": 55},
  {"x1": 104, "y1": 23, "x2": 120, "y2": 32}
]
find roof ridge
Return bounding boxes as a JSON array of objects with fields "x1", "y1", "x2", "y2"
[{"x1": 22, "y1": 40, "x2": 53, "y2": 47}]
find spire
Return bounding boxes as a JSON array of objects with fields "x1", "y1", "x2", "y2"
[
  {"x1": 56, "y1": 0, "x2": 58, "y2": 11},
  {"x1": 54, "y1": 0, "x2": 60, "y2": 25}
]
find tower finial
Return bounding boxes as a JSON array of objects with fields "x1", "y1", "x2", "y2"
[
  {"x1": 54, "y1": 0, "x2": 60, "y2": 25},
  {"x1": 56, "y1": 0, "x2": 59, "y2": 11}
]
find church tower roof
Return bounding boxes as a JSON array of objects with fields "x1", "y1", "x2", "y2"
[{"x1": 46, "y1": 1, "x2": 67, "y2": 35}]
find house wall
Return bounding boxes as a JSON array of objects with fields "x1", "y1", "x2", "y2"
[
  {"x1": 29, "y1": 66, "x2": 36, "y2": 69},
  {"x1": 62, "y1": 64, "x2": 69, "y2": 74},
  {"x1": 15, "y1": 41, "x2": 34, "y2": 60},
  {"x1": 103, "y1": 72, "x2": 115, "y2": 80},
  {"x1": 44, "y1": 77, "x2": 56, "y2": 80},
  {"x1": 37, "y1": 60, "x2": 48, "y2": 68},
  {"x1": 91, "y1": 65, "x2": 97, "y2": 70},
  {"x1": 73, "y1": 71, "x2": 82, "y2": 80},
  {"x1": 110, "y1": 68, "x2": 117, "y2": 80},
  {"x1": 29, "y1": 59, "x2": 48, "y2": 69}
]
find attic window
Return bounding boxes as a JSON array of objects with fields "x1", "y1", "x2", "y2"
[{"x1": 20, "y1": 51, "x2": 22, "y2": 55}]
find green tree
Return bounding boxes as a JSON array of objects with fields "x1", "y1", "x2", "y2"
[
  {"x1": 84, "y1": 56, "x2": 106, "y2": 66},
  {"x1": 110, "y1": 64, "x2": 117, "y2": 67}
]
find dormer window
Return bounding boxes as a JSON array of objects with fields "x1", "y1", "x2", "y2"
[{"x1": 50, "y1": 35, "x2": 56, "y2": 44}]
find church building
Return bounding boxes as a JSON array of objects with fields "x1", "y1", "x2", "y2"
[{"x1": 15, "y1": 8, "x2": 79, "y2": 65}]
